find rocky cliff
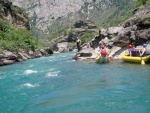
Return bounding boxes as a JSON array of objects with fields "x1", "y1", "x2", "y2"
[
  {"x1": 51, "y1": 20, "x2": 99, "y2": 53},
  {"x1": 74, "y1": 4, "x2": 150, "y2": 61},
  {"x1": 0, "y1": 0, "x2": 53, "y2": 66},
  {"x1": 0, "y1": 0, "x2": 30, "y2": 30},
  {"x1": 11, "y1": 0, "x2": 137, "y2": 36}
]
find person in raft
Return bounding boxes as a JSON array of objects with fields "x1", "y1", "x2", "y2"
[
  {"x1": 128, "y1": 44, "x2": 137, "y2": 56},
  {"x1": 100, "y1": 45, "x2": 107, "y2": 57},
  {"x1": 139, "y1": 43, "x2": 150, "y2": 57},
  {"x1": 98, "y1": 44, "x2": 108, "y2": 63}
]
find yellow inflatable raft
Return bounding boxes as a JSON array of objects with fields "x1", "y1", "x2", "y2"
[{"x1": 122, "y1": 53, "x2": 150, "y2": 64}]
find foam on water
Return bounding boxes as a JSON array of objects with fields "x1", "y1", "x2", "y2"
[
  {"x1": 67, "y1": 59, "x2": 76, "y2": 62},
  {"x1": 48, "y1": 58, "x2": 56, "y2": 62},
  {"x1": 39, "y1": 68, "x2": 57, "y2": 73},
  {"x1": 23, "y1": 70, "x2": 37, "y2": 75},
  {"x1": 46, "y1": 71, "x2": 60, "y2": 77},
  {"x1": 23, "y1": 83, "x2": 39, "y2": 88}
]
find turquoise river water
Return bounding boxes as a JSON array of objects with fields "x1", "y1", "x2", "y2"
[{"x1": 0, "y1": 51, "x2": 150, "y2": 113}]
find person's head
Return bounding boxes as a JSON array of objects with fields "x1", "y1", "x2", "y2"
[
  {"x1": 76, "y1": 37, "x2": 79, "y2": 40},
  {"x1": 128, "y1": 44, "x2": 132, "y2": 48},
  {"x1": 101, "y1": 45, "x2": 105, "y2": 49},
  {"x1": 143, "y1": 43, "x2": 147, "y2": 47}
]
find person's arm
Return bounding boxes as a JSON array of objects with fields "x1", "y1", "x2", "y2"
[
  {"x1": 128, "y1": 49, "x2": 131, "y2": 56},
  {"x1": 129, "y1": 50, "x2": 132, "y2": 56},
  {"x1": 140, "y1": 48, "x2": 146, "y2": 57},
  {"x1": 79, "y1": 39, "x2": 81, "y2": 45}
]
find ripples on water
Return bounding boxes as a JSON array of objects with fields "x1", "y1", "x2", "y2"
[{"x1": 0, "y1": 52, "x2": 150, "y2": 113}]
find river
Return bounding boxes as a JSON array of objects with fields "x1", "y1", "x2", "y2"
[{"x1": 0, "y1": 51, "x2": 150, "y2": 113}]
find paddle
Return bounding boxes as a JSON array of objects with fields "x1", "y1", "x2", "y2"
[
  {"x1": 95, "y1": 55, "x2": 100, "y2": 63},
  {"x1": 139, "y1": 49, "x2": 145, "y2": 65},
  {"x1": 107, "y1": 57, "x2": 112, "y2": 62},
  {"x1": 141, "y1": 57, "x2": 145, "y2": 65}
]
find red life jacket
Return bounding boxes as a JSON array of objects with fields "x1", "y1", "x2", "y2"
[{"x1": 101, "y1": 49, "x2": 107, "y2": 57}]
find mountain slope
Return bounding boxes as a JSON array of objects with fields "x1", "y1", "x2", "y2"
[{"x1": 11, "y1": 0, "x2": 137, "y2": 36}]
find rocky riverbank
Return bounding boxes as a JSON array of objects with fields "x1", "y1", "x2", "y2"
[{"x1": 0, "y1": 48, "x2": 53, "y2": 66}]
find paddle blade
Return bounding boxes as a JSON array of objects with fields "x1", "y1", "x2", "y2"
[
  {"x1": 95, "y1": 56, "x2": 100, "y2": 63},
  {"x1": 141, "y1": 59, "x2": 145, "y2": 65},
  {"x1": 107, "y1": 58, "x2": 111, "y2": 62}
]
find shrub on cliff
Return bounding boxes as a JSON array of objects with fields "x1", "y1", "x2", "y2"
[
  {"x1": 137, "y1": 0, "x2": 150, "y2": 6},
  {"x1": 80, "y1": 32, "x2": 96, "y2": 44},
  {"x1": 0, "y1": 20, "x2": 42, "y2": 53}
]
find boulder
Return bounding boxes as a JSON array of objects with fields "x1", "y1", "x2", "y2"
[
  {"x1": 45, "y1": 48, "x2": 53, "y2": 55},
  {"x1": 74, "y1": 21, "x2": 85, "y2": 28},
  {"x1": 3, "y1": 59, "x2": 15, "y2": 65},
  {"x1": 100, "y1": 28, "x2": 108, "y2": 37},
  {"x1": 73, "y1": 48, "x2": 96, "y2": 60},
  {"x1": 0, "y1": 54, "x2": 4, "y2": 59},
  {"x1": 87, "y1": 23, "x2": 97, "y2": 29},
  {"x1": 17, "y1": 52, "x2": 29, "y2": 61},
  {"x1": 107, "y1": 27, "x2": 124, "y2": 35},
  {"x1": 3, "y1": 50, "x2": 17, "y2": 60},
  {"x1": 35, "y1": 50, "x2": 43, "y2": 57},
  {"x1": 138, "y1": 29, "x2": 150, "y2": 40},
  {"x1": 57, "y1": 42, "x2": 69, "y2": 53},
  {"x1": 99, "y1": 37, "x2": 110, "y2": 45}
]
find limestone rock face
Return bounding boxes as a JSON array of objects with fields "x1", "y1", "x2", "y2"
[
  {"x1": 0, "y1": 0, "x2": 30, "y2": 30},
  {"x1": 12, "y1": 0, "x2": 84, "y2": 33},
  {"x1": 11, "y1": 0, "x2": 136, "y2": 35}
]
